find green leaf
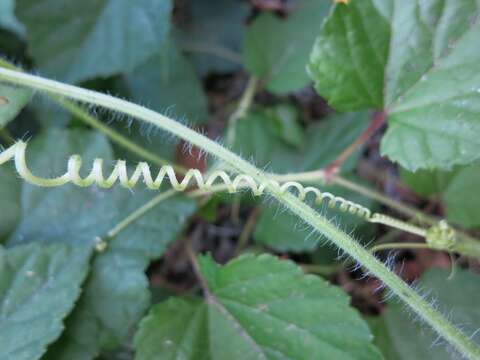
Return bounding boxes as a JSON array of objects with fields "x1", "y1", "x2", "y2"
[
  {"x1": 0, "y1": 164, "x2": 20, "y2": 239},
  {"x1": 308, "y1": 1, "x2": 390, "y2": 111},
  {"x1": 400, "y1": 164, "x2": 480, "y2": 228},
  {"x1": 372, "y1": 268, "x2": 480, "y2": 359},
  {"x1": 244, "y1": 0, "x2": 330, "y2": 93},
  {"x1": 134, "y1": 254, "x2": 382, "y2": 360},
  {"x1": 309, "y1": 0, "x2": 480, "y2": 170},
  {"x1": 16, "y1": 0, "x2": 172, "y2": 83},
  {"x1": 232, "y1": 110, "x2": 370, "y2": 173},
  {"x1": 175, "y1": 0, "x2": 248, "y2": 75},
  {"x1": 0, "y1": 83, "x2": 32, "y2": 127},
  {"x1": 6, "y1": 128, "x2": 196, "y2": 359},
  {"x1": 0, "y1": 242, "x2": 91, "y2": 360},
  {"x1": 0, "y1": 0, "x2": 25, "y2": 35},
  {"x1": 443, "y1": 164, "x2": 480, "y2": 228},
  {"x1": 399, "y1": 167, "x2": 456, "y2": 198},
  {"x1": 123, "y1": 40, "x2": 208, "y2": 123}
]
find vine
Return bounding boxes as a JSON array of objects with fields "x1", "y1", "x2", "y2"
[{"x1": 0, "y1": 67, "x2": 479, "y2": 359}]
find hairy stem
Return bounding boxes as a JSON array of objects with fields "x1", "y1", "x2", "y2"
[
  {"x1": 370, "y1": 242, "x2": 431, "y2": 253},
  {"x1": 274, "y1": 169, "x2": 480, "y2": 254},
  {"x1": 0, "y1": 68, "x2": 478, "y2": 359},
  {"x1": 58, "y1": 98, "x2": 187, "y2": 173},
  {"x1": 0, "y1": 58, "x2": 186, "y2": 174}
]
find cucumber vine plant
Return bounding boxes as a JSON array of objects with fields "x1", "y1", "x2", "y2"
[
  {"x1": 1, "y1": 1, "x2": 480, "y2": 359},
  {"x1": 0, "y1": 65, "x2": 479, "y2": 359}
]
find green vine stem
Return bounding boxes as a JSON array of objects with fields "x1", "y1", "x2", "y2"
[
  {"x1": 0, "y1": 67, "x2": 479, "y2": 359},
  {"x1": 0, "y1": 59, "x2": 187, "y2": 174},
  {"x1": 273, "y1": 170, "x2": 480, "y2": 257},
  {"x1": 7, "y1": 57, "x2": 475, "y2": 253},
  {"x1": 370, "y1": 242, "x2": 431, "y2": 253},
  {"x1": 225, "y1": 76, "x2": 258, "y2": 147}
]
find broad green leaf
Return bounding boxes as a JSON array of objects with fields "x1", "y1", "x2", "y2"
[
  {"x1": 232, "y1": 110, "x2": 370, "y2": 173},
  {"x1": 308, "y1": 1, "x2": 390, "y2": 111},
  {"x1": 254, "y1": 179, "x2": 377, "y2": 253},
  {"x1": 6, "y1": 128, "x2": 196, "y2": 359},
  {"x1": 0, "y1": 164, "x2": 20, "y2": 239},
  {"x1": 443, "y1": 164, "x2": 480, "y2": 228},
  {"x1": 123, "y1": 40, "x2": 208, "y2": 123},
  {"x1": 243, "y1": 0, "x2": 330, "y2": 94},
  {"x1": 16, "y1": 0, "x2": 172, "y2": 83},
  {"x1": 0, "y1": 242, "x2": 91, "y2": 360},
  {"x1": 400, "y1": 164, "x2": 480, "y2": 228},
  {"x1": 309, "y1": 0, "x2": 480, "y2": 170},
  {"x1": 399, "y1": 167, "x2": 456, "y2": 198},
  {"x1": 0, "y1": 83, "x2": 32, "y2": 127},
  {"x1": 0, "y1": 0, "x2": 25, "y2": 35},
  {"x1": 134, "y1": 254, "x2": 382, "y2": 360},
  {"x1": 175, "y1": 0, "x2": 248, "y2": 75},
  {"x1": 372, "y1": 268, "x2": 480, "y2": 359}
]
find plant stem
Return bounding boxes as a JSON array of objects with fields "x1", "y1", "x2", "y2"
[
  {"x1": 370, "y1": 242, "x2": 431, "y2": 253},
  {"x1": 105, "y1": 189, "x2": 178, "y2": 239},
  {"x1": 235, "y1": 207, "x2": 261, "y2": 255},
  {"x1": 0, "y1": 59, "x2": 187, "y2": 174},
  {"x1": 58, "y1": 98, "x2": 187, "y2": 173},
  {"x1": 332, "y1": 175, "x2": 432, "y2": 224},
  {"x1": 225, "y1": 77, "x2": 258, "y2": 147},
  {"x1": 180, "y1": 42, "x2": 242, "y2": 64},
  {"x1": 1, "y1": 68, "x2": 478, "y2": 359},
  {"x1": 274, "y1": 169, "x2": 480, "y2": 254}
]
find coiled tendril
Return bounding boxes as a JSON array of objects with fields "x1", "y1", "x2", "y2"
[{"x1": 0, "y1": 141, "x2": 426, "y2": 235}]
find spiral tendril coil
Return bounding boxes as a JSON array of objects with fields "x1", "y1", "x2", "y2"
[
  {"x1": 1, "y1": 141, "x2": 376, "y2": 216},
  {"x1": 0, "y1": 141, "x2": 432, "y2": 238}
]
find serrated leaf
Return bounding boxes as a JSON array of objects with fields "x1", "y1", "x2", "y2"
[
  {"x1": 134, "y1": 254, "x2": 382, "y2": 360},
  {"x1": 123, "y1": 40, "x2": 208, "y2": 123},
  {"x1": 309, "y1": 0, "x2": 480, "y2": 170},
  {"x1": 308, "y1": 1, "x2": 390, "y2": 111},
  {"x1": 0, "y1": 242, "x2": 91, "y2": 360},
  {"x1": 0, "y1": 83, "x2": 32, "y2": 127},
  {"x1": 243, "y1": 0, "x2": 330, "y2": 94},
  {"x1": 5, "y1": 128, "x2": 196, "y2": 359},
  {"x1": 175, "y1": 0, "x2": 248, "y2": 75},
  {"x1": 372, "y1": 268, "x2": 480, "y2": 359},
  {"x1": 16, "y1": 0, "x2": 172, "y2": 83}
]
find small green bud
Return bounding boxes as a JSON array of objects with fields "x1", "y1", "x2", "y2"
[{"x1": 426, "y1": 220, "x2": 456, "y2": 251}]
